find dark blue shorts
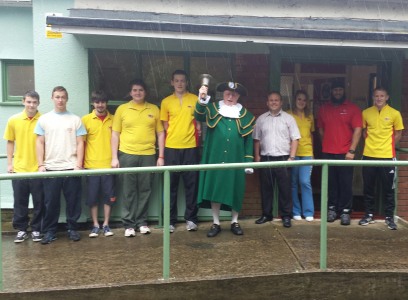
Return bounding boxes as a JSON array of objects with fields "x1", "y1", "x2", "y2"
[{"x1": 86, "y1": 174, "x2": 116, "y2": 207}]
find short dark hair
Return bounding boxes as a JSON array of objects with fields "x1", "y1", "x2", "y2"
[
  {"x1": 52, "y1": 86, "x2": 68, "y2": 99},
  {"x1": 23, "y1": 90, "x2": 40, "y2": 101},
  {"x1": 267, "y1": 90, "x2": 282, "y2": 100},
  {"x1": 171, "y1": 70, "x2": 188, "y2": 81},
  {"x1": 373, "y1": 86, "x2": 389, "y2": 94},
  {"x1": 129, "y1": 79, "x2": 148, "y2": 92},
  {"x1": 91, "y1": 90, "x2": 108, "y2": 102}
]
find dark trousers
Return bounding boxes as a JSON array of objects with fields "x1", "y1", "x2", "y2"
[
  {"x1": 42, "y1": 174, "x2": 82, "y2": 234},
  {"x1": 259, "y1": 155, "x2": 292, "y2": 218},
  {"x1": 322, "y1": 153, "x2": 353, "y2": 214},
  {"x1": 362, "y1": 156, "x2": 396, "y2": 217},
  {"x1": 12, "y1": 178, "x2": 44, "y2": 232},
  {"x1": 118, "y1": 152, "x2": 155, "y2": 229},
  {"x1": 165, "y1": 147, "x2": 199, "y2": 225}
]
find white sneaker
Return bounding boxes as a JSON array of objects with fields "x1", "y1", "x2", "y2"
[
  {"x1": 139, "y1": 225, "x2": 151, "y2": 234},
  {"x1": 124, "y1": 228, "x2": 136, "y2": 237},
  {"x1": 14, "y1": 231, "x2": 28, "y2": 243},
  {"x1": 293, "y1": 216, "x2": 302, "y2": 221},
  {"x1": 169, "y1": 225, "x2": 175, "y2": 233},
  {"x1": 186, "y1": 221, "x2": 198, "y2": 231},
  {"x1": 305, "y1": 216, "x2": 314, "y2": 222},
  {"x1": 31, "y1": 231, "x2": 42, "y2": 242}
]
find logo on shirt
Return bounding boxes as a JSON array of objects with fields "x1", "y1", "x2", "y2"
[
  {"x1": 148, "y1": 114, "x2": 154, "y2": 118},
  {"x1": 384, "y1": 117, "x2": 390, "y2": 121},
  {"x1": 67, "y1": 128, "x2": 73, "y2": 133},
  {"x1": 340, "y1": 109, "x2": 348, "y2": 115}
]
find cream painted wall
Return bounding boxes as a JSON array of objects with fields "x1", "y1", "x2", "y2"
[
  {"x1": 75, "y1": 0, "x2": 408, "y2": 21},
  {"x1": 32, "y1": 0, "x2": 88, "y2": 116},
  {"x1": 1, "y1": 1, "x2": 89, "y2": 210},
  {"x1": 0, "y1": 6, "x2": 34, "y2": 208}
]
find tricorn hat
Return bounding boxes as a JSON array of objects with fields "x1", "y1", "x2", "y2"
[{"x1": 216, "y1": 82, "x2": 248, "y2": 97}]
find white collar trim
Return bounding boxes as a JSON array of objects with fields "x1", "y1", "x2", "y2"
[{"x1": 218, "y1": 100, "x2": 242, "y2": 118}]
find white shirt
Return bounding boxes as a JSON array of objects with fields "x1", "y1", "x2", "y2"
[{"x1": 253, "y1": 110, "x2": 300, "y2": 156}]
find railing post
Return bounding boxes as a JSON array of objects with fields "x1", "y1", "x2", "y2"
[
  {"x1": 320, "y1": 163, "x2": 328, "y2": 270},
  {"x1": 158, "y1": 173, "x2": 163, "y2": 228},
  {"x1": 0, "y1": 181, "x2": 2, "y2": 291},
  {"x1": 162, "y1": 170, "x2": 170, "y2": 280}
]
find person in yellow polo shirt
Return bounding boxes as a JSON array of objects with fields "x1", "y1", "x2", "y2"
[
  {"x1": 160, "y1": 70, "x2": 200, "y2": 233},
  {"x1": 82, "y1": 91, "x2": 115, "y2": 238},
  {"x1": 359, "y1": 87, "x2": 404, "y2": 230},
  {"x1": 111, "y1": 79, "x2": 165, "y2": 237},
  {"x1": 287, "y1": 90, "x2": 315, "y2": 222},
  {"x1": 3, "y1": 90, "x2": 44, "y2": 243}
]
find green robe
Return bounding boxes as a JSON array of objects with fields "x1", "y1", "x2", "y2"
[{"x1": 194, "y1": 101, "x2": 255, "y2": 212}]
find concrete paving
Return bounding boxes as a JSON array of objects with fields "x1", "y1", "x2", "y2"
[{"x1": 1, "y1": 218, "x2": 408, "y2": 299}]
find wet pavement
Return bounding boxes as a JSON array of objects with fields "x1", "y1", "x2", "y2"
[{"x1": 1, "y1": 218, "x2": 408, "y2": 299}]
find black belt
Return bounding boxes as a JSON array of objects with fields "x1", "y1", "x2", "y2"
[{"x1": 261, "y1": 155, "x2": 289, "y2": 161}]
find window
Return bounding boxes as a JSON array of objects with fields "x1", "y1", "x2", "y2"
[
  {"x1": 89, "y1": 50, "x2": 235, "y2": 112},
  {"x1": 2, "y1": 60, "x2": 34, "y2": 103}
]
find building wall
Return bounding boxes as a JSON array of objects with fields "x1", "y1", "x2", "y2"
[
  {"x1": 0, "y1": 6, "x2": 34, "y2": 207},
  {"x1": 0, "y1": 1, "x2": 89, "y2": 211},
  {"x1": 32, "y1": 0, "x2": 88, "y2": 115},
  {"x1": 1, "y1": 0, "x2": 408, "y2": 221},
  {"x1": 234, "y1": 54, "x2": 270, "y2": 217},
  {"x1": 235, "y1": 53, "x2": 408, "y2": 219},
  {"x1": 397, "y1": 60, "x2": 408, "y2": 219}
]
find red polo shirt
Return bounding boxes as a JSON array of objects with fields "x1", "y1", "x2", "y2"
[{"x1": 317, "y1": 100, "x2": 362, "y2": 154}]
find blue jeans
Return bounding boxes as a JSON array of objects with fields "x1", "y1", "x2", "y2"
[{"x1": 291, "y1": 156, "x2": 314, "y2": 217}]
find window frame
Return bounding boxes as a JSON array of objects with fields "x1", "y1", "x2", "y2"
[{"x1": 1, "y1": 59, "x2": 34, "y2": 104}]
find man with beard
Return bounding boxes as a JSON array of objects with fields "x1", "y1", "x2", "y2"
[{"x1": 317, "y1": 80, "x2": 362, "y2": 225}]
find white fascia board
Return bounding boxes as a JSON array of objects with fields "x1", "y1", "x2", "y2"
[{"x1": 51, "y1": 25, "x2": 408, "y2": 49}]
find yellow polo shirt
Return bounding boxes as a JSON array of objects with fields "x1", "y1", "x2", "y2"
[
  {"x1": 3, "y1": 110, "x2": 41, "y2": 172},
  {"x1": 160, "y1": 92, "x2": 198, "y2": 148},
  {"x1": 287, "y1": 110, "x2": 315, "y2": 157},
  {"x1": 82, "y1": 110, "x2": 114, "y2": 169},
  {"x1": 363, "y1": 104, "x2": 404, "y2": 158},
  {"x1": 112, "y1": 100, "x2": 163, "y2": 155}
]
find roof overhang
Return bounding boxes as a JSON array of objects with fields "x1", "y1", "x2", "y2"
[{"x1": 47, "y1": 9, "x2": 408, "y2": 49}]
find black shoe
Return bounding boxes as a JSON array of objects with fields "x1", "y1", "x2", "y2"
[
  {"x1": 230, "y1": 222, "x2": 244, "y2": 235},
  {"x1": 255, "y1": 215, "x2": 273, "y2": 224},
  {"x1": 385, "y1": 217, "x2": 397, "y2": 230},
  {"x1": 207, "y1": 224, "x2": 221, "y2": 237},
  {"x1": 68, "y1": 230, "x2": 81, "y2": 241},
  {"x1": 340, "y1": 213, "x2": 350, "y2": 226},
  {"x1": 282, "y1": 218, "x2": 292, "y2": 228},
  {"x1": 327, "y1": 209, "x2": 337, "y2": 222},
  {"x1": 41, "y1": 232, "x2": 57, "y2": 245}
]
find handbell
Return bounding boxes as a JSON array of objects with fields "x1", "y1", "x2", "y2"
[{"x1": 199, "y1": 74, "x2": 213, "y2": 87}]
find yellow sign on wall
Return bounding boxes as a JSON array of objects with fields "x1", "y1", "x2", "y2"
[
  {"x1": 46, "y1": 13, "x2": 63, "y2": 39},
  {"x1": 46, "y1": 26, "x2": 62, "y2": 39}
]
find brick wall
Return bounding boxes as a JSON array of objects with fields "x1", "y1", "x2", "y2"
[
  {"x1": 397, "y1": 60, "x2": 408, "y2": 219},
  {"x1": 233, "y1": 54, "x2": 270, "y2": 217}
]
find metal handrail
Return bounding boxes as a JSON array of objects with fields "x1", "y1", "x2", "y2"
[{"x1": 1, "y1": 159, "x2": 407, "y2": 289}]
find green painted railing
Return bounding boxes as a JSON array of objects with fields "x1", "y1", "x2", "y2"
[{"x1": 1, "y1": 158, "x2": 408, "y2": 289}]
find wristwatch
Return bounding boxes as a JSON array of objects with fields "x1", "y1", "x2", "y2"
[
  {"x1": 289, "y1": 156, "x2": 295, "y2": 160},
  {"x1": 348, "y1": 149, "x2": 356, "y2": 154}
]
